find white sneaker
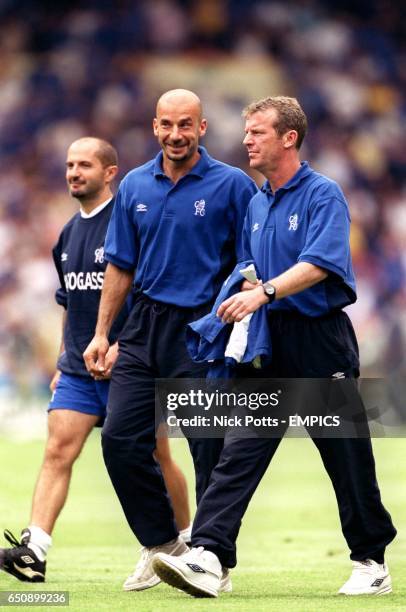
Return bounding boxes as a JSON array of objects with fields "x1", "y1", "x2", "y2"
[
  {"x1": 123, "y1": 537, "x2": 188, "y2": 591},
  {"x1": 338, "y1": 559, "x2": 392, "y2": 595},
  {"x1": 220, "y1": 568, "x2": 232, "y2": 593},
  {"x1": 152, "y1": 546, "x2": 222, "y2": 598}
]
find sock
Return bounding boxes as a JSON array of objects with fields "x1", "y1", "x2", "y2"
[
  {"x1": 26, "y1": 525, "x2": 52, "y2": 562},
  {"x1": 179, "y1": 524, "x2": 192, "y2": 544}
]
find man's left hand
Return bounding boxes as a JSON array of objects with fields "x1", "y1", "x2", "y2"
[
  {"x1": 94, "y1": 342, "x2": 119, "y2": 380},
  {"x1": 217, "y1": 286, "x2": 268, "y2": 323}
]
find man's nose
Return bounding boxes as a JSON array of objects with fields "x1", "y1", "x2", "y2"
[
  {"x1": 67, "y1": 165, "x2": 80, "y2": 177},
  {"x1": 170, "y1": 125, "x2": 181, "y2": 140}
]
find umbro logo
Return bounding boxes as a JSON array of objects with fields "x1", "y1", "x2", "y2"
[
  {"x1": 186, "y1": 563, "x2": 206, "y2": 574},
  {"x1": 371, "y1": 578, "x2": 385, "y2": 587},
  {"x1": 252, "y1": 223, "x2": 260, "y2": 232},
  {"x1": 61, "y1": 253, "x2": 68, "y2": 261},
  {"x1": 20, "y1": 555, "x2": 35, "y2": 564},
  {"x1": 136, "y1": 203, "x2": 148, "y2": 212}
]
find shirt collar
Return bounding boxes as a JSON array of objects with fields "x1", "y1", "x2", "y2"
[
  {"x1": 80, "y1": 197, "x2": 112, "y2": 218},
  {"x1": 261, "y1": 161, "x2": 312, "y2": 194},
  {"x1": 153, "y1": 146, "x2": 212, "y2": 179}
]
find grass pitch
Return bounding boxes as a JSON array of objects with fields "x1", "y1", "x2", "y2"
[{"x1": 0, "y1": 433, "x2": 405, "y2": 611}]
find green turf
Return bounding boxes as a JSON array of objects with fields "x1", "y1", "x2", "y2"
[{"x1": 0, "y1": 434, "x2": 405, "y2": 611}]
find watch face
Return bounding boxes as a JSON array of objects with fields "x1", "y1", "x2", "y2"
[{"x1": 264, "y1": 282, "x2": 275, "y2": 296}]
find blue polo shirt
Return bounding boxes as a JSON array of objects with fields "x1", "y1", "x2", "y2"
[
  {"x1": 243, "y1": 162, "x2": 356, "y2": 316},
  {"x1": 105, "y1": 146, "x2": 257, "y2": 307}
]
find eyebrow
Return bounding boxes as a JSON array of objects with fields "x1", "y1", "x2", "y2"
[{"x1": 159, "y1": 116, "x2": 193, "y2": 122}]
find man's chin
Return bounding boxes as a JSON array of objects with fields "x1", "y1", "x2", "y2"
[
  {"x1": 69, "y1": 188, "x2": 86, "y2": 198},
  {"x1": 248, "y1": 158, "x2": 262, "y2": 170},
  {"x1": 166, "y1": 152, "x2": 190, "y2": 162}
]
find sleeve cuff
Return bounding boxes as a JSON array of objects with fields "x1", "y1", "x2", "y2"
[
  {"x1": 55, "y1": 288, "x2": 67, "y2": 308},
  {"x1": 298, "y1": 255, "x2": 345, "y2": 279},
  {"x1": 105, "y1": 253, "x2": 136, "y2": 271}
]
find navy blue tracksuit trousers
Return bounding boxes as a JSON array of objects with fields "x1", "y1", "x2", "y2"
[
  {"x1": 192, "y1": 310, "x2": 397, "y2": 567},
  {"x1": 102, "y1": 293, "x2": 224, "y2": 547}
]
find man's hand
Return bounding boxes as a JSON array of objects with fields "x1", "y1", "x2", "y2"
[
  {"x1": 83, "y1": 335, "x2": 110, "y2": 378},
  {"x1": 241, "y1": 279, "x2": 261, "y2": 291},
  {"x1": 217, "y1": 286, "x2": 268, "y2": 323},
  {"x1": 49, "y1": 370, "x2": 61, "y2": 393},
  {"x1": 102, "y1": 342, "x2": 119, "y2": 379}
]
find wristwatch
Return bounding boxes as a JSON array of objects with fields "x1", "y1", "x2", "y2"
[{"x1": 262, "y1": 281, "x2": 276, "y2": 303}]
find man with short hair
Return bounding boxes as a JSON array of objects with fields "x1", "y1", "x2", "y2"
[
  {"x1": 84, "y1": 89, "x2": 257, "y2": 591},
  {"x1": 0, "y1": 137, "x2": 191, "y2": 583},
  {"x1": 153, "y1": 96, "x2": 397, "y2": 598}
]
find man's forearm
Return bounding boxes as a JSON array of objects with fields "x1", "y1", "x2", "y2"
[
  {"x1": 217, "y1": 262, "x2": 328, "y2": 323},
  {"x1": 95, "y1": 263, "x2": 134, "y2": 336},
  {"x1": 268, "y1": 262, "x2": 328, "y2": 300}
]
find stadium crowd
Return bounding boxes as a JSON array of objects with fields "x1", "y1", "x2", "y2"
[{"x1": 0, "y1": 0, "x2": 405, "y2": 399}]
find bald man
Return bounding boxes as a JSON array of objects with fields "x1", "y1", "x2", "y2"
[
  {"x1": 0, "y1": 137, "x2": 192, "y2": 583},
  {"x1": 84, "y1": 90, "x2": 258, "y2": 591}
]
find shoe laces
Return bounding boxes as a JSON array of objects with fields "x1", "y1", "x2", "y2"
[
  {"x1": 4, "y1": 530, "x2": 21, "y2": 548},
  {"x1": 189, "y1": 546, "x2": 206, "y2": 558},
  {"x1": 133, "y1": 547, "x2": 153, "y2": 576},
  {"x1": 352, "y1": 559, "x2": 380, "y2": 575}
]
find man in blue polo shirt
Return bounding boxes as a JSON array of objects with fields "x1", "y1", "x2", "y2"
[
  {"x1": 153, "y1": 96, "x2": 396, "y2": 598},
  {"x1": 84, "y1": 89, "x2": 257, "y2": 591}
]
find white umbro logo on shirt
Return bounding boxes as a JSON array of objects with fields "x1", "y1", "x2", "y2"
[
  {"x1": 136, "y1": 203, "x2": 148, "y2": 212},
  {"x1": 252, "y1": 223, "x2": 260, "y2": 232},
  {"x1": 61, "y1": 252, "x2": 68, "y2": 261}
]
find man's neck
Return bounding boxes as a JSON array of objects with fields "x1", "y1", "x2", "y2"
[
  {"x1": 79, "y1": 189, "x2": 113, "y2": 215},
  {"x1": 162, "y1": 150, "x2": 201, "y2": 184},
  {"x1": 265, "y1": 158, "x2": 301, "y2": 194}
]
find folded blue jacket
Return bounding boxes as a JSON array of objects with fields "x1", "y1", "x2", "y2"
[{"x1": 186, "y1": 261, "x2": 272, "y2": 376}]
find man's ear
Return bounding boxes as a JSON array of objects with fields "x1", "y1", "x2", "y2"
[
  {"x1": 105, "y1": 165, "x2": 119, "y2": 183},
  {"x1": 283, "y1": 130, "x2": 298, "y2": 149},
  {"x1": 153, "y1": 117, "x2": 159, "y2": 137},
  {"x1": 199, "y1": 118, "x2": 208, "y2": 138}
]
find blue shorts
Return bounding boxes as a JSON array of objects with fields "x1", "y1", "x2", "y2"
[{"x1": 48, "y1": 372, "x2": 110, "y2": 420}]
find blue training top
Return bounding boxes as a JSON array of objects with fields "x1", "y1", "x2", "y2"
[
  {"x1": 243, "y1": 162, "x2": 357, "y2": 316},
  {"x1": 53, "y1": 199, "x2": 129, "y2": 377},
  {"x1": 104, "y1": 146, "x2": 258, "y2": 308}
]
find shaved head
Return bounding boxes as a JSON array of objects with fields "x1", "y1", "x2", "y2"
[
  {"x1": 66, "y1": 137, "x2": 118, "y2": 208},
  {"x1": 153, "y1": 89, "x2": 207, "y2": 171},
  {"x1": 156, "y1": 89, "x2": 203, "y2": 121},
  {"x1": 68, "y1": 137, "x2": 118, "y2": 168}
]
